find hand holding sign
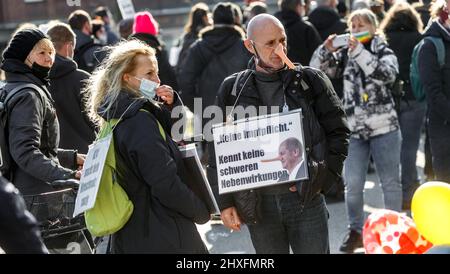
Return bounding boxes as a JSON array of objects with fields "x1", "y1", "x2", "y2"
[
  {"x1": 221, "y1": 207, "x2": 241, "y2": 232},
  {"x1": 274, "y1": 43, "x2": 295, "y2": 69}
]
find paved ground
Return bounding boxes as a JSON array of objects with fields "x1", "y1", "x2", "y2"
[{"x1": 196, "y1": 143, "x2": 424, "y2": 254}]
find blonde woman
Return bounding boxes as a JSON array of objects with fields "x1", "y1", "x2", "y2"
[
  {"x1": 87, "y1": 39, "x2": 210, "y2": 254},
  {"x1": 310, "y1": 9, "x2": 401, "y2": 253},
  {"x1": 1, "y1": 29, "x2": 82, "y2": 201}
]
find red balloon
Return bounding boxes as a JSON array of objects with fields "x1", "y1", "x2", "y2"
[{"x1": 363, "y1": 209, "x2": 433, "y2": 254}]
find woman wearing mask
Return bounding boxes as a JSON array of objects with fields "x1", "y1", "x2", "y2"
[
  {"x1": 92, "y1": 19, "x2": 108, "y2": 46},
  {"x1": 1, "y1": 29, "x2": 82, "y2": 201},
  {"x1": 87, "y1": 39, "x2": 210, "y2": 253},
  {"x1": 419, "y1": 0, "x2": 450, "y2": 182},
  {"x1": 310, "y1": 9, "x2": 401, "y2": 253},
  {"x1": 379, "y1": 2, "x2": 424, "y2": 210}
]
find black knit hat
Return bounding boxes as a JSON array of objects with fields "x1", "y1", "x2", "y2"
[
  {"x1": 213, "y1": 3, "x2": 235, "y2": 25},
  {"x1": 2, "y1": 28, "x2": 47, "y2": 62}
]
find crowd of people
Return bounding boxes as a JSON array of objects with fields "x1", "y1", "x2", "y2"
[{"x1": 0, "y1": 0, "x2": 449, "y2": 254}]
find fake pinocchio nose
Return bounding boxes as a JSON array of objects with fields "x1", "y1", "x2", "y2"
[
  {"x1": 261, "y1": 156, "x2": 282, "y2": 163},
  {"x1": 274, "y1": 43, "x2": 295, "y2": 69}
]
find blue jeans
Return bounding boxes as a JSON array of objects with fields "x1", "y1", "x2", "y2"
[
  {"x1": 344, "y1": 130, "x2": 402, "y2": 233},
  {"x1": 247, "y1": 193, "x2": 329, "y2": 254},
  {"x1": 398, "y1": 100, "x2": 426, "y2": 202},
  {"x1": 428, "y1": 122, "x2": 450, "y2": 182}
]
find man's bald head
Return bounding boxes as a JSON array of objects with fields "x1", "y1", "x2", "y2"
[{"x1": 246, "y1": 14, "x2": 285, "y2": 40}]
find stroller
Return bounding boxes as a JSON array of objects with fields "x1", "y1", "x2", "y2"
[{"x1": 22, "y1": 179, "x2": 97, "y2": 254}]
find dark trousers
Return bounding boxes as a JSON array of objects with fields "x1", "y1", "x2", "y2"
[
  {"x1": 429, "y1": 122, "x2": 450, "y2": 182},
  {"x1": 247, "y1": 192, "x2": 329, "y2": 254}
]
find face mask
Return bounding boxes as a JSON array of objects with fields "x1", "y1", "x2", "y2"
[
  {"x1": 352, "y1": 30, "x2": 372, "y2": 44},
  {"x1": 251, "y1": 41, "x2": 287, "y2": 73},
  {"x1": 31, "y1": 62, "x2": 51, "y2": 80},
  {"x1": 135, "y1": 77, "x2": 159, "y2": 100},
  {"x1": 98, "y1": 33, "x2": 108, "y2": 45}
]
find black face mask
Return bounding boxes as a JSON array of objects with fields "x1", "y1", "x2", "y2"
[
  {"x1": 251, "y1": 42, "x2": 286, "y2": 74},
  {"x1": 31, "y1": 62, "x2": 51, "y2": 80}
]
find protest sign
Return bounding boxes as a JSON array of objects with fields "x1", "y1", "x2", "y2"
[
  {"x1": 117, "y1": 0, "x2": 135, "y2": 19},
  {"x1": 212, "y1": 109, "x2": 308, "y2": 194},
  {"x1": 179, "y1": 144, "x2": 220, "y2": 214},
  {"x1": 73, "y1": 135, "x2": 111, "y2": 217}
]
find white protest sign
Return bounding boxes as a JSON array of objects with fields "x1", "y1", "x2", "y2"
[
  {"x1": 73, "y1": 135, "x2": 111, "y2": 217},
  {"x1": 117, "y1": 0, "x2": 136, "y2": 19},
  {"x1": 213, "y1": 109, "x2": 308, "y2": 194}
]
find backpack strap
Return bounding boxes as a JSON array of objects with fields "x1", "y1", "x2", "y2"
[
  {"x1": 231, "y1": 70, "x2": 252, "y2": 97},
  {"x1": 425, "y1": 37, "x2": 446, "y2": 68},
  {"x1": 297, "y1": 67, "x2": 316, "y2": 106},
  {"x1": 1, "y1": 83, "x2": 45, "y2": 110},
  {"x1": 139, "y1": 109, "x2": 166, "y2": 141}
]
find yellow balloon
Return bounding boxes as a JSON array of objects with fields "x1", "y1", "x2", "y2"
[{"x1": 412, "y1": 181, "x2": 450, "y2": 245}]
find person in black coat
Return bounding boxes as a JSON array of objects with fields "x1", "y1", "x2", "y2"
[
  {"x1": 68, "y1": 10, "x2": 104, "y2": 74},
  {"x1": 380, "y1": 1, "x2": 425, "y2": 208},
  {"x1": 175, "y1": 3, "x2": 211, "y2": 78},
  {"x1": 130, "y1": 11, "x2": 179, "y2": 91},
  {"x1": 87, "y1": 39, "x2": 210, "y2": 254},
  {"x1": 178, "y1": 2, "x2": 252, "y2": 116},
  {"x1": 308, "y1": 0, "x2": 347, "y2": 41},
  {"x1": 274, "y1": 0, "x2": 323, "y2": 66},
  {"x1": 207, "y1": 14, "x2": 349, "y2": 254},
  {"x1": 47, "y1": 23, "x2": 97, "y2": 154},
  {"x1": 0, "y1": 175, "x2": 48, "y2": 254},
  {"x1": 1, "y1": 29, "x2": 82, "y2": 199},
  {"x1": 418, "y1": 1, "x2": 450, "y2": 182}
]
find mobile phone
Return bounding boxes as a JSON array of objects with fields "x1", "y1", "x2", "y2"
[{"x1": 332, "y1": 34, "x2": 350, "y2": 48}]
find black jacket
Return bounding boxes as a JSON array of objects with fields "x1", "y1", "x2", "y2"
[
  {"x1": 100, "y1": 92, "x2": 210, "y2": 253},
  {"x1": 419, "y1": 21, "x2": 450, "y2": 125},
  {"x1": 73, "y1": 30, "x2": 103, "y2": 74},
  {"x1": 130, "y1": 33, "x2": 179, "y2": 91},
  {"x1": 274, "y1": 10, "x2": 323, "y2": 66},
  {"x1": 175, "y1": 31, "x2": 200, "y2": 77},
  {"x1": 207, "y1": 65, "x2": 350, "y2": 223},
  {"x1": 415, "y1": 4, "x2": 431, "y2": 28},
  {"x1": 0, "y1": 175, "x2": 48, "y2": 254},
  {"x1": 49, "y1": 55, "x2": 96, "y2": 154},
  {"x1": 385, "y1": 30, "x2": 422, "y2": 101},
  {"x1": 178, "y1": 25, "x2": 252, "y2": 113},
  {"x1": 308, "y1": 6, "x2": 347, "y2": 41},
  {"x1": 1, "y1": 59, "x2": 76, "y2": 195}
]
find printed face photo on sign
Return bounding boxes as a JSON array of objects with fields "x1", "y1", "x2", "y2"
[
  {"x1": 213, "y1": 110, "x2": 309, "y2": 195},
  {"x1": 261, "y1": 137, "x2": 307, "y2": 182}
]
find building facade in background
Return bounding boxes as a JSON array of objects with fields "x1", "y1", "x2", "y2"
[{"x1": 0, "y1": 0, "x2": 253, "y2": 51}]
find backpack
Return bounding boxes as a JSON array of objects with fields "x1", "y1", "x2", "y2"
[
  {"x1": 74, "y1": 41, "x2": 102, "y2": 73},
  {"x1": 410, "y1": 37, "x2": 445, "y2": 102},
  {"x1": 0, "y1": 83, "x2": 45, "y2": 180},
  {"x1": 389, "y1": 76, "x2": 405, "y2": 113},
  {"x1": 84, "y1": 109, "x2": 167, "y2": 237}
]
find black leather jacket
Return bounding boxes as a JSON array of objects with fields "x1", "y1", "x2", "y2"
[
  {"x1": 1, "y1": 59, "x2": 77, "y2": 195},
  {"x1": 207, "y1": 65, "x2": 350, "y2": 223},
  {"x1": 0, "y1": 175, "x2": 48, "y2": 254}
]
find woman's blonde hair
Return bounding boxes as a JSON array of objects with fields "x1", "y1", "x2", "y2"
[
  {"x1": 348, "y1": 8, "x2": 380, "y2": 31},
  {"x1": 430, "y1": 0, "x2": 447, "y2": 19},
  {"x1": 32, "y1": 38, "x2": 55, "y2": 53},
  {"x1": 86, "y1": 39, "x2": 156, "y2": 125}
]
